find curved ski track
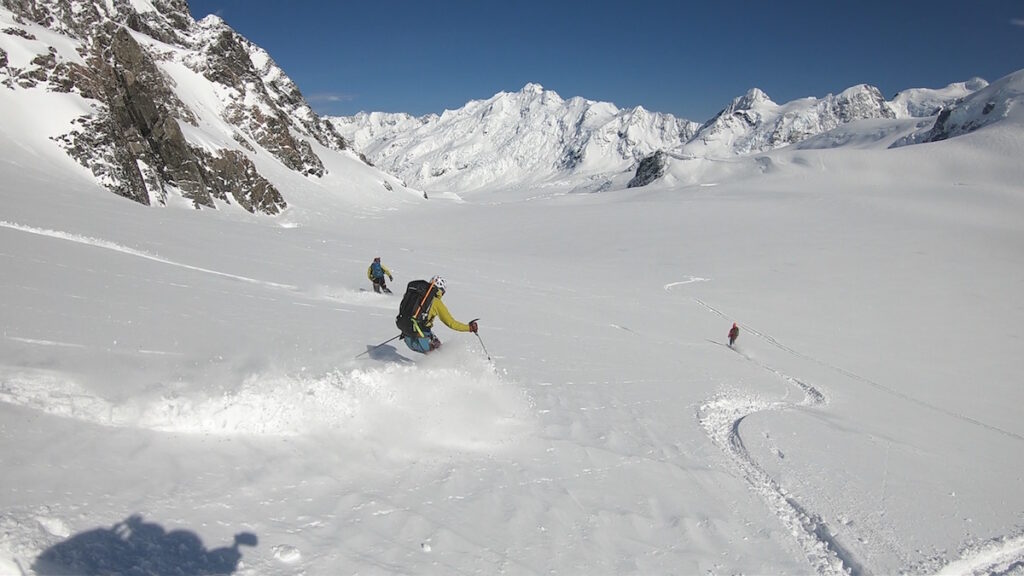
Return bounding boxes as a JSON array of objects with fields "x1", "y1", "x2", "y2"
[
  {"x1": 695, "y1": 298, "x2": 1024, "y2": 443},
  {"x1": 697, "y1": 344, "x2": 857, "y2": 575},
  {"x1": 693, "y1": 297, "x2": 1024, "y2": 576}
]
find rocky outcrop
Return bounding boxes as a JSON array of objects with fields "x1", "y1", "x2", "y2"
[
  {"x1": 199, "y1": 25, "x2": 326, "y2": 177},
  {"x1": 49, "y1": 24, "x2": 286, "y2": 212},
  {"x1": 886, "y1": 70, "x2": 1023, "y2": 148},
  {"x1": 0, "y1": 0, "x2": 344, "y2": 214},
  {"x1": 922, "y1": 96, "x2": 1005, "y2": 142},
  {"x1": 205, "y1": 149, "x2": 285, "y2": 213},
  {"x1": 627, "y1": 150, "x2": 667, "y2": 188}
]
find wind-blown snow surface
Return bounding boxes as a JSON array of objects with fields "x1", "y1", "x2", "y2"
[{"x1": 2, "y1": 92, "x2": 1024, "y2": 575}]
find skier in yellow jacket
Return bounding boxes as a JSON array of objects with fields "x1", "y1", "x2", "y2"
[
  {"x1": 400, "y1": 275, "x2": 478, "y2": 353},
  {"x1": 367, "y1": 257, "x2": 393, "y2": 294}
]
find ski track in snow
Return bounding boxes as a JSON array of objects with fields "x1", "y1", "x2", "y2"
[
  {"x1": 0, "y1": 220, "x2": 298, "y2": 290},
  {"x1": 694, "y1": 297, "x2": 1024, "y2": 575},
  {"x1": 663, "y1": 276, "x2": 709, "y2": 290},
  {"x1": 936, "y1": 533, "x2": 1024, "y2": 576},
  {"x1": 697, "y1": 344, "x2": 857, "y2": 575},
  {"x1": 4, "y1": 335, "x2": 183, "y2": 356},
  {"x1": 6, "y1": 337, "x2": 86, "y2": 349},
  {"x1": 0, "y1": 220, "x2": 397, "y2": 312},
  {"x1": 694, "y1": 298, "x2": 1024, "y2": 443}
]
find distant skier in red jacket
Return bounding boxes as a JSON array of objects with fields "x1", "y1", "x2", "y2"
[{"x1": 728, "y1": 322, "x2": 739, "y2": 347}]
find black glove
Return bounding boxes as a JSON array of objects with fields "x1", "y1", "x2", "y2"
[
  {"x1": 388, "y1": 275, "x2": 393, "y2": 281},
  {"x1": 468, "y1": 320, "x2": 478, "y2": 333}
]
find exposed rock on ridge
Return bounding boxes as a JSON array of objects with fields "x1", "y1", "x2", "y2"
[
  {"x1": 627, "y1": 150, "x2": 667, "y2": 188},
  {"x1": 891, "y1": 72, "x2": 1023, "y2": 147},
  {"x1": 684, "y1": 85, "x2": 896, "y2": 158},
  {"x1": 0, "y1": 0, "x2": 351, "y2": 214}
]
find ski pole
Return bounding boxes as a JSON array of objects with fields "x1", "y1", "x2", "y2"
[
  {"x1": 475, "y1": 333, "x2": 491, "y2": 361},
  {"x1": 468, "y1": 319, "x2": 491, "y2": 360},
  {"x1": 355, "y1": 334, "x2": 402, "y2": 359}
]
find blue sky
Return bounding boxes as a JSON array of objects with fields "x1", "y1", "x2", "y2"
[{"x1": 187, "y1": 0, "x2": 1023, "y2": 121}]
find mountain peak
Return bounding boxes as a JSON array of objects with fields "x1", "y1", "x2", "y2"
[
  {"x1": 521, "y1": 83, "x2": 545, "y2": 94},
  {"x1": 729, "y1": 88, "x2": 774, "y2": 112},
  {"x1": 197, "y1": 14, "x2": 227, "y2": 28},
  {"x1": 963, "y1": 77, "x2": 989, "y2": 92}
]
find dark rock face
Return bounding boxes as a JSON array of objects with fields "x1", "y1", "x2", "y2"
[
  {"x1": 54, "y1": 24, "x2": 286, "y2": 212},
  {"x1": 627, "y1": 150, "x2": 667, "y2": 188},
  {"x1": 0, "y1": 0, "x2": 346, "y2": 214},
  {"x1": 921, "y1": 97, "x2": 999, "y2": 143},
  {"x1": 206, "y1": 149, "x2": 285, "y2": 214},
  {"x1": 831, "y1": 85, "x2": 895, "y2": 123},
  {"x1": 202, "y1": 28, "x2": 325, "y2": 178}
]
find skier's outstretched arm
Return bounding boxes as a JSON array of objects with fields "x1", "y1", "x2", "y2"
[{"x1": 434, "y1": 299, "x2": 472, "y2": 332}]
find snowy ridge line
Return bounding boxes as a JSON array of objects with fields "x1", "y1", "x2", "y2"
[
  {"x1": 694, "y1": 298, "x2": 1024, "y2": 443},
  {"x1": 698, "y1": 347, "x2": 859, "y2": 576},
  {"x1": 0, "y1": 220, "x2": 298, "y2": 291}
]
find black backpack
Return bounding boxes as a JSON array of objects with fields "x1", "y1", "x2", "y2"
[{"x1": 395, "y1": 279, "x2": 437, "y2": 337}]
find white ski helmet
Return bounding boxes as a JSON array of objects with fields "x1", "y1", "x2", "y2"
[{"x1": 431, "y1": 275, "x2": 447, "y2": 293}]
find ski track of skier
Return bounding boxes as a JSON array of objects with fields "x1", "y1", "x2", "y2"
[
  {"x1": 693, "y1": 295, "x2": 1024, "y2": 575},
  {"x1": 694, "y1": 298, "x2": 1024, "y2": 443},
  {"x1": 0, "y1": 220, "x2": 394, "y2": 312},
  {"x1": 0, "y1": 220, "x2": 298, "y2": 290},
  {"x1": 697, "y1": 344, "x2": 857, "y2": 575},
  {"x1": 936, "y1": 533, "x2": 1024, "y2": 576},
  {"x1": 662, "y1": 277, "x2": 709, "y2": 290}
]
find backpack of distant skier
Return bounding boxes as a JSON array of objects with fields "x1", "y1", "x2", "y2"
[
  {"x1": 370, "y1": 261, "x2": 384, "y2": 279},
  {"x1": 396, "y1": 279, "x2": 437, "y2": 337}
]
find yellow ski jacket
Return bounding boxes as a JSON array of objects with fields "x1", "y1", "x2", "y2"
[{"x1": 423, "y1": 296, "x2": 472, "y2": 332}]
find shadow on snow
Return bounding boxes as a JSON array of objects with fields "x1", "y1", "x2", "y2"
[
  {"x1": 32, "y1": 514, "x2": 257, "y2": 575},
  {"x1": 365, "y1": 343, "x2": 413, "y2": 364}
]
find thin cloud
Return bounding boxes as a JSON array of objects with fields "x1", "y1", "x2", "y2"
[
  {"x1": 1012, "y1": 18, "x2": 1024, "y2": 27},
  {"x1": 307, "y1": 92, "x2": 357, "y2": 104}
]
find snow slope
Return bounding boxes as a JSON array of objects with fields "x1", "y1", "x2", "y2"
[{"x1": 3, "y1": 68, "x2": 1024, "y2": 576}]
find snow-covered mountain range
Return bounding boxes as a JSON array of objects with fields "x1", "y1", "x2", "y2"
[
  {"x1": 330, "y1": 77, "x2": 1005, "y2": 195},
  {"x1": 330, "y1": 84, "x2": 700, "y2": 194},
  {"x1": 1, "y1": 0, "x2": 1020, "y2": 210}
]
